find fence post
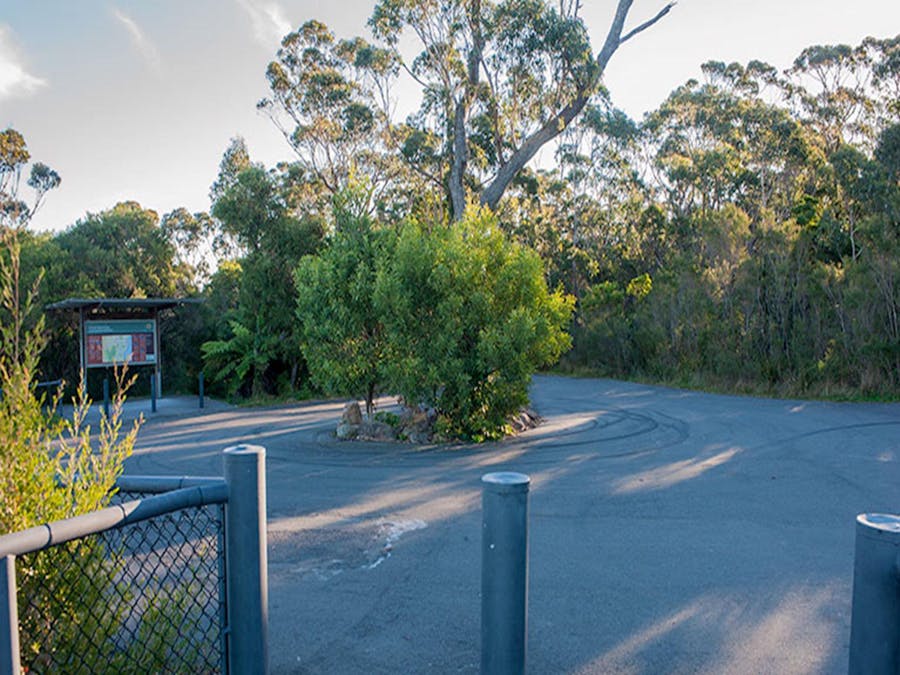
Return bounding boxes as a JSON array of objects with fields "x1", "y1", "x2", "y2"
[
  {"x1": 849, "y1": 513, "x2": 900, "y2": 674},
  {"x1": 224, "y1": 445, "x2": 268, "y2": 675},
  {"x1": 150, "y1": 371, "x2": 157, "y2": 413},
  {"x1": 102, "y1": 377, "x2": 110, "y2": 419},
  {"x1": 1, "y1": 555, "x2": 20, "y2": 675},
  {"x1": 199, "y1": 372, "x2": 205, "y2": 409},
  {"x1": 481, "y1": 472, "x2": 530, "y2": 675}
]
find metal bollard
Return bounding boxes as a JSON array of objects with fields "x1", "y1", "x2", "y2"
[
  {"x1": 849, "y1": 513, "x2": 900, "y2": 674},
  {"x1": 150, "y1": 372, "x2": 157, "y2": 413},
  {"x1": 481, "y1": 472, "x2": 530, "y2": 675},
  {"x1": 199, "y1": 371, "x2": 205, "y2": 409},
  {"x1": 102, "y1": 377, "x2": 110, "y2": 420},
  {"x1": 1, "y1": 555, "x2": 20, "y2": 675},
  {"x1": 224, "y1": 445, "x2": 269, "y2": 675}
]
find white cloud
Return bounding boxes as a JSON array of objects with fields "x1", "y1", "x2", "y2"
[
  {"x1": 111, "y1": 7, "x2": 162, "y2": 74},
  {"x1": 0, "y1": 24, "x2": 46, "y2": 101},
  {"x1": 235, "y1": 0, "x2": 292, "y2": 48}
]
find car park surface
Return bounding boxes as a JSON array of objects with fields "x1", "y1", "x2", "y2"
[{"x1": 127, "y1": 375, "x2": 900, "y2": 674}]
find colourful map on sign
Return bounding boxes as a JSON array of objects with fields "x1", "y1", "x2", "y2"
[
  {"x1": 85, "y1": 323, "x2": 156, "y2": 367},
  {"x1": 101, "y1": 335, "x2": 133, "y2": 364}
]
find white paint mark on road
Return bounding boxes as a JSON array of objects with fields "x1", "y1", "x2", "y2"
[{"x1": 365, "y1": 519, "x2": 428, "y2": 570}]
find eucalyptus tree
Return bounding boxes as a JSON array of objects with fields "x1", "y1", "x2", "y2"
[
  {"x1": 261, "y1": 0, "x2": 673, "y2": 220},
  {"x1": 785, "y1": 36, "x2": 900, "y2": 153},
  {"x1": 643, "y1": 71, "x2": 816, "y2": 232},
  {"x1": 782, "y1": 38, "x2": 900, "y2": 259},
  {"x1": 0, "y1": 128, "x2": 60, "y2": 230},
  {"x1": 259, "y1": 21, "x2": 403, "y2": 217}
]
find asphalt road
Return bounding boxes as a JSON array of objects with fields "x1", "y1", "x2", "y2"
[{"x1": 127, "y1": 375, "x2": 900, "y2": 674}]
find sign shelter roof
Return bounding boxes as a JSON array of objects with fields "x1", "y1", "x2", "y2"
[{"x1": 46, "y1": 297, "x2": 198, "y2": 313}]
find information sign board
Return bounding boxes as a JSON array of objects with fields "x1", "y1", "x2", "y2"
[{"x1": 85, "y1": 319, "x2": 157, "y2": 367}]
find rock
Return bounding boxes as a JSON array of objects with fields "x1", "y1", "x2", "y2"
[
  {"x1": 358, "y1": 420, "x2": 397, "y2": 441},
  {"x1": 405, "y1": 429, "x2": 432, "y2": 444},
  {"x1": 509, "y1": 407, "x2": 542, "y2": 433},
  {"x1": 335, "y1": 422, "x2": 359, "y2": 440},
  {"x1": 398, "y1": 407, "x2": 435, "y2": 443},
  {"x1": 341, "y1": 401, "x2": 363, "y2": 426}
]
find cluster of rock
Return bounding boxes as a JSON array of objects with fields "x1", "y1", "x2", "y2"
[
  {"x1": 509, "y1": 408, "x2": 541, "y2": 433},
  {"x1": 334, "y1": 400, "x2": 541, "y2": 443},
  {"x1": 335, "y1": 401, "x2": 438, "y2": 442}
]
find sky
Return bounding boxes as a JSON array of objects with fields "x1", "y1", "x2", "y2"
[{"x1": 2, "y1": 0, "x2": 899, "y2": 233}]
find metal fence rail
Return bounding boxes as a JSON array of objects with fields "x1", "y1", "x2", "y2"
[{"x1": 0, "y1": 445, "x2": 268, "y2": 675}]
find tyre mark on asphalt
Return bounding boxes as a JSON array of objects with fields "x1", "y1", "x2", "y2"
[
  {"x1": 266, "y1": 407, "x2": 691, "y2": 470},
  {"x1": 777, "y1": 420, "x2": 900, "y2": 442}
]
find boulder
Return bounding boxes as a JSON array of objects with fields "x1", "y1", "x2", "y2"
[
  {"x1": 509, "y1": 408, "x2": 542, "y2": 433},
  {"x1": 358, "y1": 420, "x2": 397, "y2": 441},
  {"x1": 398, "y1": 407, "x2": 436, "y2": 443},
  {"x1": 335, "y1": 422, "x2": 359, "y2": 440},
  {"x1": 405, "y1": 428, "x2": 432, "y2": 444},
  {"x1": 341, "y1": 401, "x2": 363, "y2": 426}
]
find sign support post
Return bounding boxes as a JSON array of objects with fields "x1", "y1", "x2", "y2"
[{"x1": 79, "y1": 307, "x2": 87, "y2": 394}]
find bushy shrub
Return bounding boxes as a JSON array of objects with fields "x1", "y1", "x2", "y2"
[
  {"x1": 295, "y1": 204, "x2": 574, "y2": 440},
  {"x1": 294, "y1": 207, "x2": 397, "y2": 417},
  {"x1": 374, "y1": 207, "x2": 574, "y2": 440}
]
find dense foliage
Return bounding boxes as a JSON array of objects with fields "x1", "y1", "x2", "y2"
[
  {"x1": 201, "y1": 145, "x2": 325, "y2": 398},
  {"x1": 294, "y1": 200, "x2": 397, "y2": 416},
  {"x1": 375, "y1": 208, "x2": 573, "y2": 438},
  {"x1": 545, "y1": 37, "x2": 900, "y2": 396},
  {"x1": 256, "y1": 3, "x2": 899, "y2": 398},
  {"x1": 295, "y1": 204, "x2": 573, "y2": 438}
]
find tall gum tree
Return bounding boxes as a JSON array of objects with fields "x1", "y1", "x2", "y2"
[{"x1": 260, "y1": 0, "x2": 674, "y2": 220}]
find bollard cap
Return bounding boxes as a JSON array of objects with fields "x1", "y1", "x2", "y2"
[
  {"x1": 223, "y1": 444, "x2": 266, "y2": 458},
  {"x1": 482, "y1": 472, "x2": 530, "y2": 494},
  {"x1": 856, "y1": 514, "x2": 900, "y2": 542}
]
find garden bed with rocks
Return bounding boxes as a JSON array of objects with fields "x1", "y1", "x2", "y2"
[{"x1": 334, "y1": 401, "x2": 541, "y2": 443}]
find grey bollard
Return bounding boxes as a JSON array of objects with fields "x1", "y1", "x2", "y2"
[
  {"x1": 1, "y1": 555, "x2": 20, "y2": 675},
  {"x1": 102, "y1": 377, "x2": 110, "y2": 419},
  {"x1": 150, "y1": 372, "x2": 157, "y2": 413},
  {"x1": 199, "y1": 371, "x2": 205, "y2": 409},
  {"x1": 224, "y1": 445, "x2": 269, "y2": 675},
  {"x1": 482, "y1": 472, "x2": 530, "y2": 675},
  {"x1": 849, "y1": 513, "x2": 900, "y2": 674}
]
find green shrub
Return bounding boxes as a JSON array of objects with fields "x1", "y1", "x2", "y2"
[{"x1": 375, "y1": 207, "x2": 574, "y2": 440}]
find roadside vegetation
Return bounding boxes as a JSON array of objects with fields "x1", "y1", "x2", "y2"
[
  {"x1": 2, "y1": 3, "x2": 898, "y2": 439},
  {"x1": 0, "y1": 136, "x2": 143, "y2": 667}
]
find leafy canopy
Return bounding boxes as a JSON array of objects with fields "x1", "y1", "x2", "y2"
[{"x1": 375, "y1": 206, "x2": 574, "y2": 438}]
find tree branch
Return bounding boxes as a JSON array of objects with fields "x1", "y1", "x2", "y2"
[
  {"x1": 481, "y1": 0, "x2": 633, "y2": 209},
  {"x1": 619, "y1": 2, "x2": 675, "y2": 46},
  {"x1": 479, "y1": 0, "x2": 674, "y2": 210}
]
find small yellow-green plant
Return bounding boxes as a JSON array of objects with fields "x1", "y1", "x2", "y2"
[{"x1": 0, "y1": 228, "x2": 139, "y2": 534}]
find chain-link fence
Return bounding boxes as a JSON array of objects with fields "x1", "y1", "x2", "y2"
[
  {"x1": 15, "y1": 492, "x2": 226, "y2": 674},
  {"x1": 1, "y1": 446, "x2": 268, "y2": 675}
]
